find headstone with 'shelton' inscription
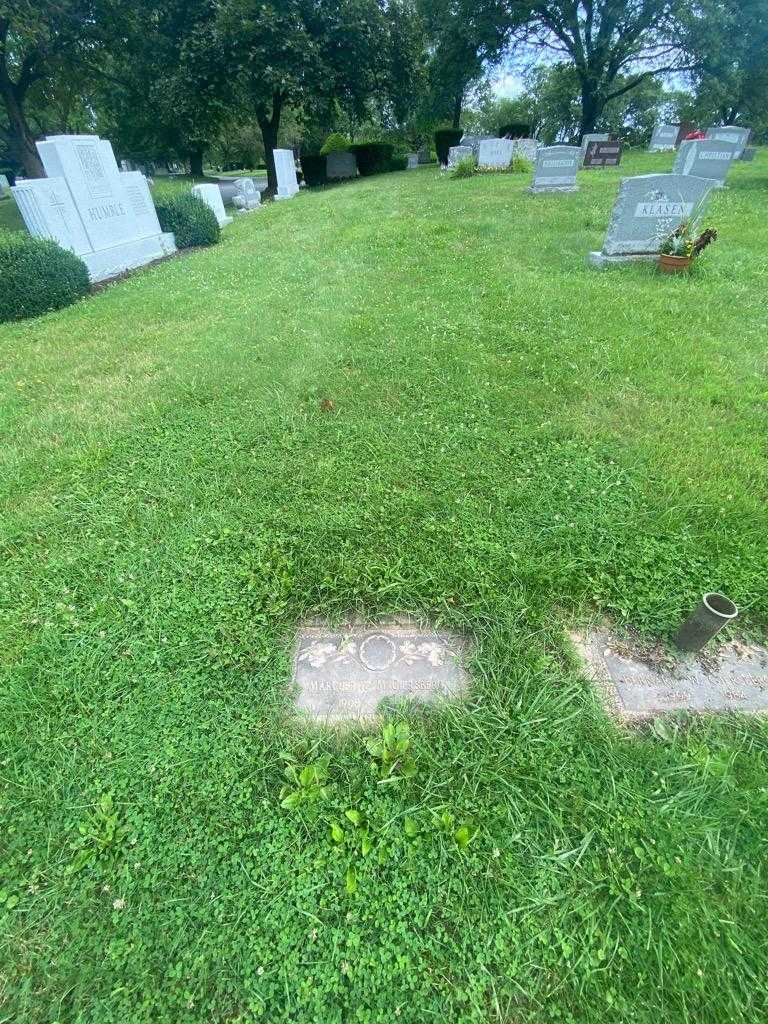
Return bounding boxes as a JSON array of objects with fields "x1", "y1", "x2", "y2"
[
  {"x1": 588, "y1": 172, "x2": 714, "y2": 268},
  {"x1": 11, "y1": 134, "x2": 176, "y2": 283},
  {"x1": 673, "y1": 139, "x2": 738, "y2": 188},
  {"x1": 528, "y1": 145, "x2": 580, "y2": 193}
]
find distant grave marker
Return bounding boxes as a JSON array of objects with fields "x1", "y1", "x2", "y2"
[
  {"x1": 528, "y1": 145, "x2": 580, "y2": 193},
  {"x1": 583, "y1": 140, "x2": 623, "y2": 168},
  {"x1": 191, "y1": 183, "x2": 232, "y2": 227},
  {"x1": 673, "y1": 139, "x2": 738, "y2": 188},
  {"x1": 292, "y1": 620, "x2": 469, "y2": 723},
  {"x1": 446, "y1": 145, "x2": 473, "y2": 169},
  {"x1": 588, "y1": 172, "x2": 713, "y2": 268},
  {"x1": 327, "y1": 151, "x2": 357, "y2": 180},
  {"x1": 477, "y1": 138, "x2": 514, "y2": 169},
  {"x1": 648, "y1": 124, "x2": 679, "y2": 152},
  {"x1": 705, "y1": 125, "x2": 751, "y2": 159},
  {"x1": 274, "y1": 149, "x2": 300, "y2": 200},
  {"x1": 579, "y1": 133, "x2": 609, "y2": 165}
]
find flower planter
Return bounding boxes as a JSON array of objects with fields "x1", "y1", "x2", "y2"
[{"x1": 658, "y1": 253, "x2": 692, "y2": 274}]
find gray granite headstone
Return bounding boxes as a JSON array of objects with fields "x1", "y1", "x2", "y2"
[
  {"x1": 648, "y1": 124, "x2": 679, "y2": 152},
  {"x1": 446, "y1": 145, "x2": 474, "y2": 169},
  {"x1": 511, "y1": 138, "x2": 539, "y2": 163},
  {"x1": 574, "y1": 628, "x2": 768, "y2": 721},
  {"x1": 588, "y1": 173, "x2": 714, "y2": 268},
  {"x1": 528, "y1": 145, "x2": 580, "y2": 193},
  {"x1": 326, "y1": 150, "x2": 357, "y2": 180},
  {"x1": 705, "y1": 125, "x2": 750, "y2": 159},
  {"x1": 292, "y1": 620, "x2": 469, "y2": 723},
  {"x1": 406, "y1": 153, "x2": 418, "y2": 169},
  {"x1": 417, "y1": 147, "x2": 431, "y2": 164},
  {"x1": 673, "y1": 139, "x2": 738, "y2": 188},
  {"x1": 740, "y1": 147, "x2": 757, "y2": 162}
]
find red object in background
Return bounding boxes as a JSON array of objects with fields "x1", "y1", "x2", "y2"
[{"x1": 684, "y1": 130, "x2": 706, "y2": 140}]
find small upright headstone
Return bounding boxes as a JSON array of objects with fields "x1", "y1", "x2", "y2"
[
  {"x1": 232, "y1": 177, "x2": 261, "y2": 213},
  {"x1": 477, "y1": 138, "x2": 514, "y2": 169},
  {"x1": 511, "y1": 138, "x2": 539, "y2": 163},
  {"x1": 583, "y1": 140, "x2": 623, "y2": 168},
  {"x1": 528, "y1": 145, "x2": 580, "y2": 193},
  {"x1": 648, "y1": 124, "x2": 679, "y2": 152},
  {"x1": 580, "y1": 133, "x2": 609, "y2": 164},
  {"x1": 673, "y1": 139, "x2": 738, "y2": 188},
  {"x1": 273, "y1": 148, "x2": 299, "y2": 199},
  {"x1": 588, "y1": 172, "x2": 713, "y2": 269},
  {"x1": 406, "y1": 153, "x2": 418, "y2": 169},
  {"x1": 417, "y1": 146, "x2": 431, "y2": 164},
  {"x1": 740, "y1": 147, "x2": 757, "y2": 162},
  {"x1": 326, "y1": 150, "x2": 357, "y2": 180},
  {"x1": 191, "y1": 183, "x2": 232, "y2": 226},
  {"x1": 11, "y1": 133, "x2": 176, "y2": 282},
  {"x1": 446, "y1": 145, "x2": 473, "y2": 169},
  {"x1": 705, "y1": 125, "x2": 750, "y2": 159}
]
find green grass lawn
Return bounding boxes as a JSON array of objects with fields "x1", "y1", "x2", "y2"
[{"x1": 1, "y1": 152, "x2": 767, "y2": 1023}]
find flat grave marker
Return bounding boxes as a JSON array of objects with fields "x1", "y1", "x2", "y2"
[
  {"x1": 574, "y1": 628, "x2": 768, "y2": 720},
  {"x1": 292, "y1": 619, "x2": 469, "y2": 724}
]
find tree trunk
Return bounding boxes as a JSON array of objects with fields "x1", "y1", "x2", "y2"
[
  {"x1": 579, "y1": 80, "x2": 601, "y2": 141},
  {"x1": 189, "y1": 146, "x2": 205, "y2": 177},
  {"x1": 2, "y1": 85, "x2": 44, "y2": 177},
  {"x1": 451, "y1": 89, "x2": 463, "y2": 129},
  {"x1": 257, "y1": 93, "x2": 283, "y2": 196}
]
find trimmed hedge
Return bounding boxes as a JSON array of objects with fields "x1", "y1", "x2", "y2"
[
  {"x1": 0, "y1": 232, "x2": 90, "y2": 323},
  {"x1": 301, "y1": 154, "x2": 327, "y2": 187},
  {"x1": 348, "y1": 143, "x2": 395, "y2": 176},
  {"x1": 155, "y1": 191, "x2": 219, "y2": 249},
  {"x1": 319, "y1": 133, "x2": 350, "y2": 156},
  {"x1": 499, "y1": 122, "x2": 531, "y2": 139},
  {"x1": 434, "y1": 128, "x2": 463, "y2": 164}
]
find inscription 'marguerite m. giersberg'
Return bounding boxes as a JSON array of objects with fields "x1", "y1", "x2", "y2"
[{"x1": 292, "y1": 621, "x2": 469, "y2": 722}]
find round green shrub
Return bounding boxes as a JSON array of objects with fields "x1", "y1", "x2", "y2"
[
  {"x1": 319, "y1": 133, "x2": 351, "y2": 156},
  {"x1": 155, "y1": 191, "x2": 220, "y2": 248},
  {"x1": 0, "y1": 231, "x2": 90, "y2": 323}
]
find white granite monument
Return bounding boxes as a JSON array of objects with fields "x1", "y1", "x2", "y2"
[
  {"x1": 11, "y1": 134, "x2": 176, "y2": 283},
  {"x1": 588, "y1": 173, "x2": 713, "y2": 268},
  {"x1": 274, "y1": 149, "x2": 299, "y2": 199},
  {"x1": 191, "y1": 183, "x2": 232, "y2": 227},
  {"x1": 232, "y1": 177, "x2": 261, "y2": 213},
  {"x1": 528, "y1": 145, "x2": 580, "y2": 193},
  {"x1": 477, "y1": 138, "x2": 515, "y2": 169},
  {"x1": 673, "y1": 139, "x2": 738, "y2": 188}
]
